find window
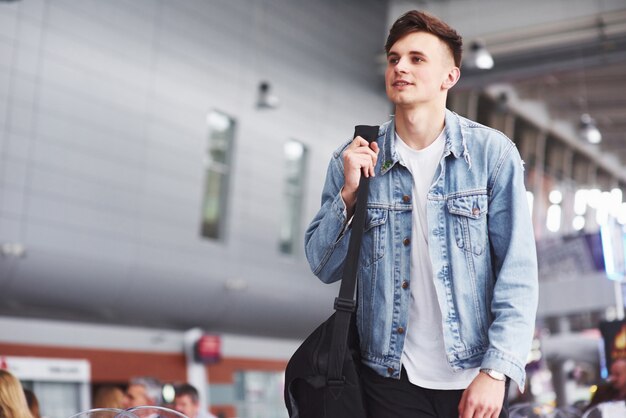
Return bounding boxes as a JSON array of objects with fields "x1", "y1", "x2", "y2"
[
  {"x1": 279, "y1": 140, "x2": 308, "y2": 254},
  {"x1": 234, "y1": 371, "x2": 287, "y2": 418},
  {"x1": 22, "y1": 381, "x2": 83, "y2": 418},
  {"x1": 201, "y1": 111, "x2": 236, "y2": 240}
]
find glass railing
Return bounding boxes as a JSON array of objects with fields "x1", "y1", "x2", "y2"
[
  {"x1": 68, "y1": 406, "x2": 189, "y2": 418},
  {"x1": 68, "y1": 408, "x2": 136, "y2": 418},
  {"x1": 509, "y1": 403, "x2": 575, "y2": 418},
  {"x1": 581, "y1": 401, "x2": 626, "y2": 418}
]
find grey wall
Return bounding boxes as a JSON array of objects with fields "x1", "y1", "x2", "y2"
[{"x1": 0, "y1": 0, "x2": 391, "y2": 338}]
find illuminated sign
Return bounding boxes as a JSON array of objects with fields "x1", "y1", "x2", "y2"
[{"x1": 194, "y1": 334, "x2": 221, "y2": 364}]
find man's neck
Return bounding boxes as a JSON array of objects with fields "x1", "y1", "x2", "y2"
[{"x1": 394, "y1": 105, "x2": 446, "y2": 150}]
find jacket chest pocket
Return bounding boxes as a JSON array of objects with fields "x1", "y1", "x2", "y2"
[
  {"x1": 447, "y1": 194, "x2": 488, "y2": 256},
  {"x1": 361, "y1": 208, "x2": 388, "y2": 267}
]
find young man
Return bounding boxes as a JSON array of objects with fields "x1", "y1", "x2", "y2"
[
  {"x1": 586, "y1": 358, "x2": 626, "y2": 410},
  {"x1": 173, "y1": 383, "x2": 217, "y2": 418},
  {"x1": 124, "y1": 377, "x2": 162, "y2": 408},
  {"x1": 305, "y1": 10, "x2": 538, "y2": 418}
]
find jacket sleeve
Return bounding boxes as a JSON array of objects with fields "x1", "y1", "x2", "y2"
[
  {"x1": 482, "y1": 142, "x2": 538, "y2": 391},
  {"x1": 304, "y1": 149, "x2": 353, "y2": 283}
]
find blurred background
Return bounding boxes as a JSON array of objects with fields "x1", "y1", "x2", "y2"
[{"x1": 1, "y1": 0, "x2": 626, "y2": 417}]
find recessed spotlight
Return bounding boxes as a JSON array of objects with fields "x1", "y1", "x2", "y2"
[{"x1": 224, "y1": 277, "x2": 248, "y2": 291}]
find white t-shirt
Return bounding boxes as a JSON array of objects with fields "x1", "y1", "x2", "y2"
[{"x1": 395, "y1": 130, "x2": 479, "y2": 390}]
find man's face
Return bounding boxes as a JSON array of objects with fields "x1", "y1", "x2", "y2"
[
  {"x1": 124, "y1": 384, "x2": 153, "y2": 408},
  {"x1": 174, "y1": 394, "x2": 199, "y2": 418},
  {"x1": 385, "y1": 31, "x2": 458, "y2": 109},
  {"x1": 610, "y1": 360, "x2": 626, "y2": 393}
]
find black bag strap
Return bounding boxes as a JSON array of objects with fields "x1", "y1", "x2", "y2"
[{"x1": 327, "y1": 125, "x2": 379, "y2": 394}]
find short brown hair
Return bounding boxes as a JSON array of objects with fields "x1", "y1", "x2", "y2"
[
  {"x1": 385, "y1": 10, "x2": 463, "y2": 68},
  {"x1": 174, "y1": 383, "x2": 199, "y2": 403}
]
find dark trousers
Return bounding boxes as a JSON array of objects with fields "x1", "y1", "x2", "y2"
[{"x1": 361, "y1": 365, "x2": 509, "y2": 418}]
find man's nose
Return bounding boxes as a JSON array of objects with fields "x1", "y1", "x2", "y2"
[{"x1": 394, "y1": 58, "x2": 408, "y2": 73}]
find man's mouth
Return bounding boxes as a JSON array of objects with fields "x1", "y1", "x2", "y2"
[{"x1": 393, "y1": 80, "x2": 412, "y2": 87}]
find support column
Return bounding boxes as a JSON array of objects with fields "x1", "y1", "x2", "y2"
[
  {"x1": 586, "y1": 164, "x2": 598, "y2": 232},
  {"x1": 503, "y1": 112, "x2": 516, "y2": 139},
  {"x1": 466, "y1": 89, "x2": 480, "y2": 121},
  {"x1": 615, "y1": 281, "x2": 625, "y2": 320},
  {"x1": 561, "y1": 148, "x2": 574, "y2": 233},
  {"x1": 533, "y1": 131, "x2": 547, "y2": 238},
  {"x1": 183, "y1": 328, "x2": 210, "y2": 413}
]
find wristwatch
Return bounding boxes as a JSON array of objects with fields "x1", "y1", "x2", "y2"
[{"x1": 480, "y1": 368, "x2": 506, "y2": 381}]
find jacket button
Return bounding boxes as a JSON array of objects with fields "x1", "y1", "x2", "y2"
[
  {"x1": 402, "y1": 281, "x2": 409, "y2": 289},
  {"x1": 402, "y1": 195, "x2": 411, "y2": 203},
  {"x1": 397, "y1": 327, "x2": 405, "y2": 334},
  {"x1": 387, "y1": 367, "x2": 394, "y2": 375},
  {"x1": 403, "y1": 238, "x2": 411, "y2": 246},
  {"x1": 472, "y1": 207, "x2": 480, "y2": 216}
]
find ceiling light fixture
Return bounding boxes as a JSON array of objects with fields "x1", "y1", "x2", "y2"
[
  {"x1": 1, "y1": 243, "x2": 26, "y2": 258},
  {"x1": 464, "y1": 40, "x2": 494, "y2": 70},
  {"x1": 495, "y1": 91, "x2": 509, "y2": 113},
  {"x1": 256, "y1": 81, "x2": 280, "y2": 109},
  {"x1": 579, "y1": 113, "x2": 602, "y2": 144}
]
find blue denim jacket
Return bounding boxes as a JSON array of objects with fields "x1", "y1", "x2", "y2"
[{"x1": 305, "y1": 109, "x2": 538, "y2": 390}]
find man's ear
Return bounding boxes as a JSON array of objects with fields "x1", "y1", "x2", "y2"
[{"x1": 442, "y1": 67, "x2": 460, "y2": 91}]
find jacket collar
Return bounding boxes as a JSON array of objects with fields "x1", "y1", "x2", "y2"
[{"x1": 378, "y1": 109, "x2": 470, "y2": 176}]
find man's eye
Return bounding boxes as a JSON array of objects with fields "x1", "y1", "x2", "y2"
[
  {"x1": 388, "y1": 57, "x2": 399, "y2": 64},
  {"x1": 412, "y1": 57, "x2": 423, "y2": 63}
]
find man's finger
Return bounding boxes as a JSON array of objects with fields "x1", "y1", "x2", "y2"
[
  {"x1": 458, "y1": 390, "x2": 467, "y2": 418},
  {"x1": 351, "y1": 136, "x2": 369, "y2": 148},
  {"x1": 346, "y1": 154, "x2": 375, "y2": 178},
  {"x1": 348, "y1": 148, "x2": 378, "y2": 166},
  {"x1": 370, "y1": 144, "x2": 379, "y2": 177}
]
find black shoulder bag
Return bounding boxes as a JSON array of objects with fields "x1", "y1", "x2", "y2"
[{"x1": 284, "y1": 125, "x2": 379, "y2": 418}]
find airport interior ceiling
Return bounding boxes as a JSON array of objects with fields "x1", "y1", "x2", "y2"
[
  {"x1": 452, "y1": 4, "x2": 626, "y2": 165},
  {"x1": 0, "y1": 0, "x2": 625, "y2": 340}
]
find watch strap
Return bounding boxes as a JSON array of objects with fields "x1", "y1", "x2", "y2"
[{"x1": 480, "y1": 368, "x2": 506, "y2": 381}]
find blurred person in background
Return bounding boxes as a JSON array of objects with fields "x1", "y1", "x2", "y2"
[
  {"x1": 586, "y1": 358, "x2": 626, "y2": 410},
  {"x1": 93, "y1": 385, "x2": 125, "y2": 409},
  {"x1": 0, "y1": 369, "x2": 32, "y2": 418},
  {"x1": 23, "y1": 388, "x2": 40, "y2": 418},
  {"x1": 124, "y1": 377, "x2": 162, "y2": 408},
  {"x1": 173, "y1": 383, "x2": 217, "y2": 418}
]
